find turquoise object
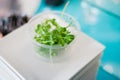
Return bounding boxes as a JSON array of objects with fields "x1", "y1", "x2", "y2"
[{"x1": 35, "y1": 0, "x2": 120, "y2": 80}]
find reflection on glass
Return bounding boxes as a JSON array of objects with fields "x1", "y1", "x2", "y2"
[
  {"x1": 81, "y1": 1, "x2": 99, "y2": 25},
  {"x1": 103, "y1": 64, "x2": 114, "y2": 74},
  {"x1": 112, "y1": 0, "x2": 120, "y2": 4}
]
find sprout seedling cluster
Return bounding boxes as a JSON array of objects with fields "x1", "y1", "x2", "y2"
[{"x1": 34, "y1": 18, "x2": 75, "y2": 47}]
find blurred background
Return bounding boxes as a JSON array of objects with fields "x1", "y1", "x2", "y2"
[{"x1": 0, "y1": 0, "x2": 120, "y2": 80}]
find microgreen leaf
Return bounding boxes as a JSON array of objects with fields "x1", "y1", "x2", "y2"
[{"x1": 34, "y1": 18, "x2": 75, "y2": 47}]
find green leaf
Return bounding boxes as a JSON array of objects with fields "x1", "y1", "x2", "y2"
[{"x1": 34, "y1": 18, "x2": 75, "y2": 46}]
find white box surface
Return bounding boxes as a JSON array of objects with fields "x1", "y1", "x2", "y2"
[
  {"x1": 0, "y1": 57, "x2": 25, "y2": 80},
  {"x1": 0, "y1": 24, "x2": 105, "y2": 80}
]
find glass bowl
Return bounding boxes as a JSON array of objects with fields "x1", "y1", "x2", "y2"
[{"x1": 28, "y1": 11, "x2": 80, "y2": 62}]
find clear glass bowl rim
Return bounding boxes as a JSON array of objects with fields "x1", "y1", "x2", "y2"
[{"x1": 28, "y1": 11, "x2": 80, "y2": 49}]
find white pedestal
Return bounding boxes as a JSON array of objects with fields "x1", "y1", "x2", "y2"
[
  {"x1": 0, "y1": 57, "x2": 25, "y2": 80},
  {"x1": 0, "y1": 24, "x2": 105, "y2": 80}
]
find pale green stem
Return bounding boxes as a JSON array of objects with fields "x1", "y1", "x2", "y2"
[
  {"x1": 49, "y1": 48, "x2": 53, "y2": 63},
  {"x1": 61, "y1": 0, "x2": 70, "y2": 17},
  {"x1": 49, "y1": 34, "x2": 53, "y2": 63}
]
